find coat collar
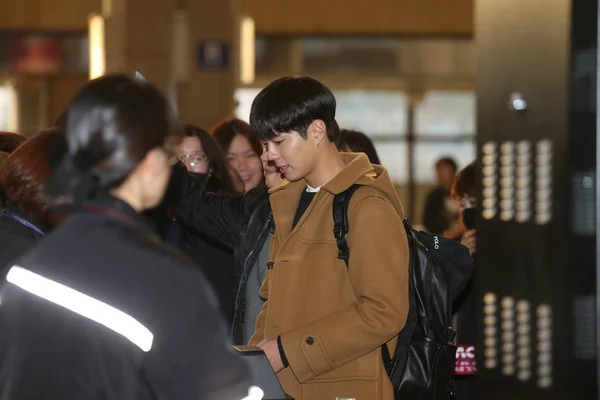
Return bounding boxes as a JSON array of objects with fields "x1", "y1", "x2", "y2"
[
  {"x1": 268, "y1": 153, "x2": 374, "y2": 196},
  {"x1": 268, "y1": 180, "x2": 307, "y2": 240},
  {"x1": 322, "y1": 153, "x2": 376, "y2": 195},
  {"x1": 267, "y1": 153, "x2": 377, "y2": 240}
]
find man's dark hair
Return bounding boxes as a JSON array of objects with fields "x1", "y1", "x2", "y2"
[
  {"x1": 249, "y1": 76, "x2": 336, "y2": 142},
  {"x1": 435, "y1": 157, "x2": 458, "y2": 173}
]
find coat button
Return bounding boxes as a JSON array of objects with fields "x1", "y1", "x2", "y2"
[
  {"x1": 266, "y1": 262, "x2": 274, "y2": 270},
  {"x1": 306, "y1": 337, "x2": 314, "y2": 345}
]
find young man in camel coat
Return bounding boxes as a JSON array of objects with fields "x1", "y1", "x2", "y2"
[{"x1": 249, "y1": 76, "x2": 410, "y2": 400}]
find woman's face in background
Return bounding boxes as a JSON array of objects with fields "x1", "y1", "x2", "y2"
[
  {"x1": 458, "y1": 195, "x2": 476, "y2": 212},
  {"x1": 226, "y1": 134, "x2": 263, "y2": 192},
  {"x1": 177, "y1": 136, "x2": 209, "y2": 174},
  {"x1": 260, "y1": 146, "x2": 284, "y2": 189}
]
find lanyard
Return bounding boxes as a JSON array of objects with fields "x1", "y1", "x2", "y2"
[
  {"x1": 1, "y1": 209, "x2": 45, "y2": 236},
  {"x1": 83, "y1": 205, "x2": 142, "y2": 231}
]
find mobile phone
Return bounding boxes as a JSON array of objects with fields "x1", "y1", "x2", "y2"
[{"x1": 462, "y1": 207, "x2": 477, "y2": 230}]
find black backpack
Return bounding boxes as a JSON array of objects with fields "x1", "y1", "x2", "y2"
[{"x1": 333, "y1": 184, "x2": 471, "y2": 400}]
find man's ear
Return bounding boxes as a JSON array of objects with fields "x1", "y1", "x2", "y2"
[{"x1": 307, "y1": 120, "x2": 327, "y2": 145}]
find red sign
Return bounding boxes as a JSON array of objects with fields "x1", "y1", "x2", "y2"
[
  {"x1": 12, "y1": 35, "x2": 62, "y2": 75},
  {"x1": 454, "y1": 345, "x2": 476, "y2": 375}
]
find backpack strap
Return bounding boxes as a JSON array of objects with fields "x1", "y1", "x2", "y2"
[
  {"x1": 333, "y1": 184, "x2": 362, "y2": 267},
  {"x1": 333, "y1": 184, "x2": 400, "y2": 373}
]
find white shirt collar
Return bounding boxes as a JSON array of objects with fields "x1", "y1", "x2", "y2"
[{"x1": 306, "y1": 185, "x2": 321, "y2": 193}]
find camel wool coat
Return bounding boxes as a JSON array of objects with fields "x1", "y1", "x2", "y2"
[{"x1": 250, "y1": 153, "x2": 410, "y2": 400}]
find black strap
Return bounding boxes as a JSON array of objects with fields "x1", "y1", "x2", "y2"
[
  {"x1": 333, "y1": 184, "x2": 362, "y2": 267},
  {"x1": 333, "y1": 184, "x2": 400, "y2": 372},
  {"x1": 333, "y1": 192, "x2": 455, "y2": 388}
]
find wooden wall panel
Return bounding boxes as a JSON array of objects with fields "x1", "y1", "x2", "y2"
[
  {"x1": 0, "y1": 0, "x2": 472, "y2": 35},
  {"x1": 0, "y1": 0, "x2": 40, "y2": 30},
  {"x1": 47, "y1": 75, "x2": 87, "y2": 125},
  {"x1": 0, "y1": 0, "x2": 101, "y2": 31},
  {"x1": 239, "y1": 0, "x2": 473, "y2": 36}
]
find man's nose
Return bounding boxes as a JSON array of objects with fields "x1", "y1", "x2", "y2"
[{"x1": 267, "y1": 142, "x2": 279, "y2": 161}]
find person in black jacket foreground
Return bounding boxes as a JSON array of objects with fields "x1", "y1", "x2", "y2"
[{"x1": 0, "y1": 75, "x2": 251, "y2": 400}]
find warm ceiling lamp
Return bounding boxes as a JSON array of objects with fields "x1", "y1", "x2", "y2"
[{"x1": 88, "y1": 14, "x2": 106, "y2": 80}]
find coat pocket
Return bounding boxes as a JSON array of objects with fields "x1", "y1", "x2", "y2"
[{"x1": 310, "y1": 347, "x2": 381, "y2": 383}]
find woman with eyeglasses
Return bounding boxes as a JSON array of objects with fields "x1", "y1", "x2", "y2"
[
  {"x1": 166, "y1": 124, "x2": 239, "y2": 324},
  {"x1": 0, "y1": 75, "x2": 251, "y2": 400},
  {"x1": 177, "y1": 124, "x2": 239, "y2": 193}
]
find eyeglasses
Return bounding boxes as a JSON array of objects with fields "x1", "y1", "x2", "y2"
[{"x1": 178, "y1": 154, "x2": 209, "y2": 167}]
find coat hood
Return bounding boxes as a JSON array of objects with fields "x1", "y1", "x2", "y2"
[{"x1": 269, "y1": 152, "x2": 404, "y2": 218}]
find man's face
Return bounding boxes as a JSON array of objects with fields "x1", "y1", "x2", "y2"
[{"x1": 264, "y1": 127, "x2": 319, "y2": 182}]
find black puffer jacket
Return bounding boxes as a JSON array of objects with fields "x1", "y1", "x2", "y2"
[
  {"x1": 145, "y1": 202, "x2": 237, "y2": 325},
  {"x1": 168, "y1": 163, "x2": 271, "y2": 344}
]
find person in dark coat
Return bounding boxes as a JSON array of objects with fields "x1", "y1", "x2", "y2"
[
  {"x1": 337, "y1": 128, "x2": 381, "y2": 165},
  {"x1": 0, "y1": 128, "x2": 66, "y2": 272},
  {"x1": 146, "y1": 125, "x2": 240, "y2": 325},
  {"x1": 422, "y1": 156, "x2": 461, "y2": 236},
  {"x1": 174, "y1": 124, "x2": 239, "y2": 324},
  {"x1": 168, "y1": 146, "x2": 283, "y2": 345},
  {"x1": 0, "y1": 75, "x2": 251, "y2": 400},
  {"x1": 450, "y1": 161, "x2": 478, "y2": 400}
]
